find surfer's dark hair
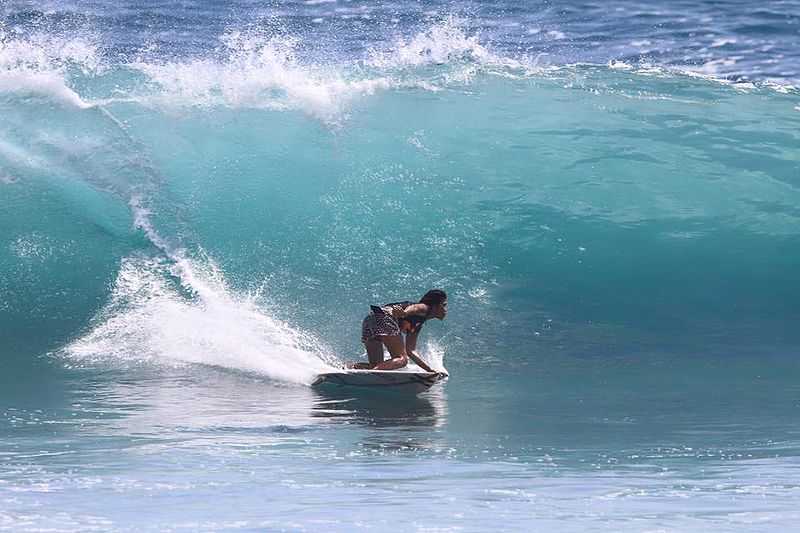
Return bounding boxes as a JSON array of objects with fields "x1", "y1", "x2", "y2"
[{"x1": 420, "y1": 289, "x2": 447, "y2": 307}]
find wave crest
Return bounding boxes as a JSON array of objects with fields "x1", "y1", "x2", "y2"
[
  {"x1": 132, "y1": 29, "x2": 392, "y2": 122},
  {"x1": 0, "y1": 29, "x2": 99, "y2": 107}
]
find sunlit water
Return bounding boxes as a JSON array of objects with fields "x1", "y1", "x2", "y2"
[{"x1": 4, "y1": 354, "x2": 800, "y2": 531}]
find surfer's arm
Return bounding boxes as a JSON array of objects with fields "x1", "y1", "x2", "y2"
[
  {"x1": 405, "y1": 329, "x2": 419, "y2": 352},
  {"x1": 404, "y1": 331, "x2": 435, "y2": 373}
]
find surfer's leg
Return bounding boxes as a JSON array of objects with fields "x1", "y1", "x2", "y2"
[
  {"x1": 373, "y1": 335, "x2": 408, "y2": 370},
  {"x1": 365, "y1": 338, "x2": 385, "y2": 367},
  {"x1": 358, "y1": 314, "x2": 385, "y2": 368}
]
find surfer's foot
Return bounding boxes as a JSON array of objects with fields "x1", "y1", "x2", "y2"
[{"x1": 347, "y1": 362, "x2": 373, "y2": 369}]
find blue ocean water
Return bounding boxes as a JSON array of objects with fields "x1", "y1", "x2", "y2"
[{"x1": 2, "y1": 1, "x2": 800, "y2": 530}]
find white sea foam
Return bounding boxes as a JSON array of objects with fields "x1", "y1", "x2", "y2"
[
  {"x1": 128, "y1": 20, "x2": 547, "y2": 121},
  {"x1": 367, "y1": 17, "x2": 531, "y2": 73},
  {"x1": 132, "y1": 30, "x2": 391, "y2": 122},
  {"x1": 0, "y1": 32, "x2": 98, "y2": 108},
  {"x1": 598, "y1": 59, "x2": 798, "y2": 96},
  {"x1": 65, "y1": 253, "x2": 339, "y2": 385},
  {"x1": 368, "y1": 18, "x2": 493, "y2": 68},
  {"x1": 0, "y1": 31, "x2": 101, "y2": 74},
  {"x1": 710, "y1": 37, "x2": 737, "y2": 48},
  {"x1": 358, "y1": 17, "x2": 552, "y2": 94},
  {"x1": 0, "y1": 70, "x2": 90, "y2": 108},
  {"x1": 609, "y1": 60, "x2": 634, "y2": 70},
  {"x1": 420, "y1": 339, "x2": 448, "y2": 373},
  {"x1": 762, "y1": 81, "x2": 797, "y2": 94}
]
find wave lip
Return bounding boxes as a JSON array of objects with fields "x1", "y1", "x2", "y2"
[
  {"x1": 126, "y1": 19, "x2": 550, "y2": 121},
  {"x1": 131, "y1": 30, "x2": 393, "y2": 122},
  {"x1": 6, "y1": 17, "x2": 794, "y2": 120},
  {"x1": 0, "y1": 69, "x2": 91, "y2": 108},
  {"x1": 0, "y1": 31, "x2": 99, "y2": 108},
  {"x1": 366, "y1": 17, "x2": 543, "y2": 79}
]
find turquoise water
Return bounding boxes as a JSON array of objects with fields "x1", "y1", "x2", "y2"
[{"x1": 2, "y1": 2, "x2": 800, "y2": 530}]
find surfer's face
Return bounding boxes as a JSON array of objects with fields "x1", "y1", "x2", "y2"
[{"x1": 432, "y1": 300, "x2": 447, "y2": 320}]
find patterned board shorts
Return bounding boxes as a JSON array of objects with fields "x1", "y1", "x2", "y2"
[{"x1": 361, "y1": 309, "x2": 400, "y2": 343}]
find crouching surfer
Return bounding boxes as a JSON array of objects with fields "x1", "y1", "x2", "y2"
[{"x1": 351, "y1": 289, "x2": 447, "y2": 373}]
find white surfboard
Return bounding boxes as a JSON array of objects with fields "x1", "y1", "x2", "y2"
[{"x1": 312, "y1": 368, "x2": 447, "y2": 394}]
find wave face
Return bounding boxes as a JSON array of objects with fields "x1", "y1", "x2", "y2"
[{"x1": 1, "y1": 7, "x2": 799, "y2": 382}]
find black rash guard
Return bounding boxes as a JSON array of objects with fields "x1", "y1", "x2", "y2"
[{"x1": 371, "y1": 301, "x2": 428, "y2": 335}]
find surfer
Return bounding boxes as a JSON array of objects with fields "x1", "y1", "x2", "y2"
[{"x1": 353, "y1": 289, "x2": 447, "y2": 372}]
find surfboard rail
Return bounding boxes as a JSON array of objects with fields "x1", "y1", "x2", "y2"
[{"x1": 312, "y1": 369, "x2": 447, "y2": 394}]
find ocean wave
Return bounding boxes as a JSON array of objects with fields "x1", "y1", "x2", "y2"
[{"x1": 2, "y1": 14, "x2": 799, "y2": 366}]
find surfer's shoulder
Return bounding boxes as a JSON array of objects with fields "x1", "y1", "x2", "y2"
[{"x1": 400, "y1": 303, "x2": 429, "y2": 317}]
